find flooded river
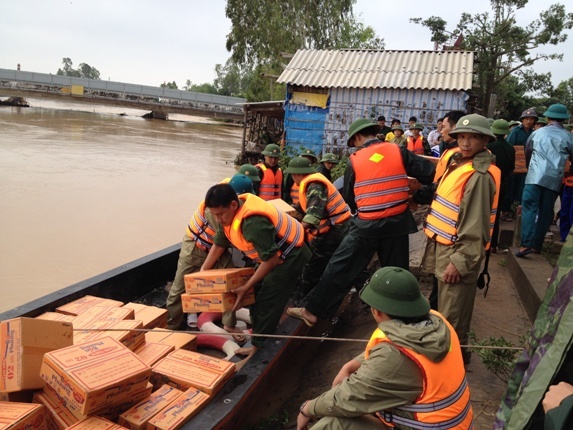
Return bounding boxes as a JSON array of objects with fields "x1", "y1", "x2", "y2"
[{"x1": 0, "y1": 98, "x2": 242, "y2": 313}]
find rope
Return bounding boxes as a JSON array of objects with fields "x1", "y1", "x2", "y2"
[{"x1": 72, "y1": 327, "x2": 524, "y2": 351}]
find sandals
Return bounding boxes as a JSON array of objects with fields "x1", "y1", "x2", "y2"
[
  {"x1": 287, "y1": 307, "x2": 315, "y2": 327},
  {"x1": 515, "y1": 248, "x2": 535, "y2": 258}
]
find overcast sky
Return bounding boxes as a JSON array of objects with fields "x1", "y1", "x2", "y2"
[{"x1": 1, "y1": 0, "x2": 571, "y2": 92}]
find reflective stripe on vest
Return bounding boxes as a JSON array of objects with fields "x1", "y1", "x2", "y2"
[
  {"x1": 298, "y1": 173, "x2": 351, "y2": 238},
  {"x1": 351, "y1": 142, "x2": 409, "y2": 220},
  {"x1": 223, "y1": 193, "x2": 304, "y2": 263},
  {"x1": 407, "y1": 136, "x2": 425, "y2": 155},
  {"x1": 186, "y1": 200, "x2": 216, "y2": 251},
  {"x1": 365, "y1": 311, "x2": 473, "y2": 430},
  {"x1": 290, "y1": 183, "x2": 300, "y2": 205},
  {"x1": 434, "y1": 147, "x2": 460, "y2": 182},
  {"x1": 424, "y1": 161, "x2": 501, "y2": 250},
  {"x1": 256, "y1": 163, "x2": 283, "y2": 201}
]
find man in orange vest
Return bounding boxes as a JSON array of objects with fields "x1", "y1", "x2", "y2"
[
  {"x1": 284, "y1": 156, "x2": 351, "y2": 297},
  {"x1": 287, "y1": 118, "x2": 435, "y2": 327},
  {"x1": 406, "y1": 123, "x2": 432, "y2": 155},
  {"x1": 256, "y1": 143, "x2": 283, "y2": 200},
  {"x1": 166, "y1": 173, "x2": 257, "y2": 331},
  {"x1": 424, "y1": 114, "x2": 501, "y2": 364},
  {"x1": 283, "y1": 148, "x2": 319, "y2": 206},
  {"x1": 201, "y1": 184, "x2": 311, "y2": 367},
  {"x1": 297, "y1": 267, "x2": 473, "y2": 430}
]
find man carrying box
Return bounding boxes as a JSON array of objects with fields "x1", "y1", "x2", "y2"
[{"x1": 201, "y1": 184, "x2": 311, "y2": 367}]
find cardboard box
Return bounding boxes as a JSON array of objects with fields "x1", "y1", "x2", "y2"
[
  {"x1": 73, "y1": 307, "x2": 134, "y2": 328},
  {"x1": 40, "y1": 337, "x2": 151, "y2": 418},
  {"x1": 73, "y1": 320, "x2": 145, "y2": 351},
  {"x1": 184, "y1": 267, "x2": 254, "y2": 294},
  {"x1": 146, "y1": 388, "x2": 210, "y2": 430},
  {"x1": 122, "y1": 303, "x2": 168, "y2": 329},
  {"x1": 0, "y1": 318, "x2": 73, "y2": 392},
  {"x1": 66, "y1": 417, "x2": 128, "y2": 430},
  {"x1": 144, "y1": 331, "x2": 197, "y2": 351},
  {"x1": 35, "y1": 312, "x2": 76, "y2": 323},
  {"x1": 41, "y1": 382, "x2": 153, "y2": 423},
  {"x1": 56, "y1": 295, "x2": 124, "y2": 316},
  {"x1": 0, "y1": 401, "x2": 46, "y2": 430},
  {"x1": 181, "y1": 290, "x2": 255, "y2": 314},
  {"x1": 267, "y1": 198, "x2": 298, "y2": 217},
  {"x1": 118, "y1": 385, "x2": 183, "y2": 430},
  {"x1": 33, "y1": 390, "x2": 79, "y2": 430},
  {"x1": 150, "y1": 349, "x2": 235, "y2": 395},
  {"x1": 133, "y1": 342, "x2": 174, "y2": 367}
]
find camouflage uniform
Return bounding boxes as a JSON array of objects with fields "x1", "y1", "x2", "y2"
[{"x1": 299, "y1": 182, "x2": 349, "y2": 295}]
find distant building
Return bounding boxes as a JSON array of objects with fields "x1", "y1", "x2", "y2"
[{"x1": 276, "y1": 49, "x2": 474, "y2": 154}]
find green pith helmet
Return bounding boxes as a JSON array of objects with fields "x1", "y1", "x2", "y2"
[
  {"x1": 536, "y1": 117, "x2": 548, "y2": 125},
  {"x1": 238, "y1": 164, "x2": 261, "y2": 182},
  {"x1": 520, "y1": 108, "x2": 539, "y2": 120},
  {"x1": 359, "y1": 267, "x2": 430, "y2": 318},
  {"x1": 487, "y1": 118, "x2": 495, "y2": 126},
  {"x1": 262, "y1": 143, "x2": 281, "y2": 157},
  {"x1": 229, "y1": 173, "x2": 255, "y2": 194},
  {"x1": 491, "y1": 119, "x2": 510, "y2": 136},
  {"x1": 449, "y1": 114, "x2": 496, "y2": 142},
  {"x1": 409, "y1": 123, "x2": 424, "y2": 130},
  {"x1": 284, "y1": 156, "x2": 316, "y2": 175},
  {"x1": 391, "y1": 124, "x2": 404, "y2": 132},
  {"x1": 320, "y1": 153, "x2": 339, "y2": 164},
  {"x1": 543, "y1": 104, "x2": 570, "y2": 120},
  {"x1": 347, "y1": 118, "x2": 381, "y2": 147},
  {"x1": 300, "y1": 149, "x2": 318, "y2": 163},
  {"x1": 508, "y1": 120, "x2": 521, "y2": 128}
]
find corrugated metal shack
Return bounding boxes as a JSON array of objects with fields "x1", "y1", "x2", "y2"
[{"x1": 276, "y1": 49, "x2": 474, "y2": 155}]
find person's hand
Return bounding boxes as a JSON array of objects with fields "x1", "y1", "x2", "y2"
[
  {"x1": 443, "y1": 262, "x2": 461, "y2": 284},
  {"x1": 231, "y1": 284, "x2": 252, "y2": 311},
  {"x1": 332, "y1": 367, "x2": 352, "y2": 387},
  {"x1": 543, "y1": 382, "x2": 573, "y2": 413},
  {"x1": 297, "y1": 401, "x2": 313, "y2": 430}
]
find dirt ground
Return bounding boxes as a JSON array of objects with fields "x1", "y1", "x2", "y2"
[{"x1": 243, "y1": 228, "x2": 532, "y2": 429}]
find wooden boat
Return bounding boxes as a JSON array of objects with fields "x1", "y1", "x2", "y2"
[{"x1": 0, "y1": 243, "x2": 310, "y2": 429}]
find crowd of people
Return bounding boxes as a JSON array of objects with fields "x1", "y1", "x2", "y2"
[{"x1": 166, "y1": 103, "x2": 573, "y2": 429}]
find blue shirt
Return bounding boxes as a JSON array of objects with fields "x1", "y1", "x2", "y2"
[
  {"x1": 507, "y1": 124, "x2": 533, "y2": 147},
  {"x1": 525, "y1": 123, "x2": 573, "y2": 192}
]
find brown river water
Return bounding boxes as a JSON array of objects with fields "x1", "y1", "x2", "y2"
[{"x1": 0, "y1": 98, "x2": 242, "y2": 313}]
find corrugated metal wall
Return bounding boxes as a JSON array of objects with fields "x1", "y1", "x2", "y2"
[{"x1": 284, "y1": 86, "x2": 469, "y2": 155}]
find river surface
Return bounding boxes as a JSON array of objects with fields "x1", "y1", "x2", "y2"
[{"x1": 0, "y1": 97, "x2": 242, "y2": 313}]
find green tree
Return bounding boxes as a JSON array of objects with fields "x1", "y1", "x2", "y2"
[
  {"x1": 551, "y1": 77, "x2": 573, "y2": 112},
  {"x1": 160, "y1": 81, "x2": 178, "y2": 89},
  {"x1": 183, "y1": 79, "x2": 219, "y2": 94},
  {"x1": 411, "y1": 0, "x2": 573, "y2": 114},
  {"x1": 57, "y1": 58, "x2": 100, "y2": 79}
]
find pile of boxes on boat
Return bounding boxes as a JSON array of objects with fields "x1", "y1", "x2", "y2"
[{"x1": 0, "y1": 267, "x2": 255, "y2": 430}]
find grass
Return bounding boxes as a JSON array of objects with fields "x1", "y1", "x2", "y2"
[{"x1": 469, "y1": 331, "x2": 525, "y2": 383}]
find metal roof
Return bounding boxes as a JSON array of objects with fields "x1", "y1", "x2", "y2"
[{"x1": 277, "y1": 49, "x2": 474, "y2": 90}]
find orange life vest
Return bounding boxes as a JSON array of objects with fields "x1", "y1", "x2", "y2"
[
  {"x1": 407, "y1": 135, "x2": 426, "y2": 155},
  {"x1": 351, "y1": 142, "x2": 410, "y2": 220},
  {"x1": 186, "y1": 200, "x2": 216, "y2": 251},
  {"x1": 564, "y1": 175, "x2": 573, "y2": 187},
  {"x1": 298, "y1": 173, "x2": 350, "y2": 239},
  {"x1": 223, "y1": 193, "x2": 304, "y2": 263},
  {"x1": 290, "y1": 183, "x2": 300, "y2": 205},
  {"x1": 365, "y1": 311, "x2": 473, "y2": 429},
  {"x1": 434, "y1": 146, "x2": 461, "y2": 182},
  {"x1": 424, "y1": 159, "x2": 501, "y2": 250},
  {"x1": 256, "y1": 163, "x2": 283, "y2": 201}
]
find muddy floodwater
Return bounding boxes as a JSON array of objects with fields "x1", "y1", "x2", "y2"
[{"x1": 0, "y1": 98, "x2": 242, "y2": 313}]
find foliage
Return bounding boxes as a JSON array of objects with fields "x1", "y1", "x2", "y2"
[
  {"x1": 160, "y1": 81, "x2": 178, "y2": 89},
  {"x1": 225, "y1": 0, "x2": 384, "y2": 70},
  {"x1": 411, "y1": 0, "x2": 573, "y2": 114},
  {"x1": 469, "y1": 331, "x2": 524, "y2": 383},
  {"x1": 550, "y1": 77, "x2": 573, "y2": 113},
  {"x1": 183, "y1": 79, "x2": 218, "y2": 94},
  {"x1": 56, "y1": 58, "x2": 100, "y2": 79},
  {"x1": 330, "y1": 155, "x2": 349, "y2": 182}
]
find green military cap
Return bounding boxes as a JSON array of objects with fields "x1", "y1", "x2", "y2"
[
  {"x1": 359, "y1": 267, "x2": 430, "y2": 318},
  {"x1": 320, "y1": 153, "x2": 339, "y2": 164},
  {"x1": 487, "y1": 118, "x2": 495, "y2": 126},
  {"x1": 449, "y1": 114, "x2": 496, "y2": 142},
  {"x1": 347, "y1": 118, "x2": 381, "y2": 147},
  {"x1": 262, "y1": 143, "x2": 281, "y2": 157},
  {"x1": 409, "y1": 123, "x2": 424, "y2": 130},
  {"x1": 284, "y1": 156, "x2": 316, "y2": 175},
  {"x1": 491, "y1": 119, "x2": 510, "y2": 136},
  {"x1": 536, "y1": 117, "x2": 548, "y2": 125},
  {"x1": 300, "y1": 148, "x2": 318, "y2": 163},
  {"x1": 229, "y1": 173, "x2": 255, "y2": 194},
  {"x1": 543, "y1": 104, "x2": 570, "y2": 120},
  {"x1": 391, "y1": 124, "x2": 404, "y2": 132},
  {"x1": 508, "y1": 120, "x2": 521, "y2": 128},
  {"x1": 238, "y1": 164, "x2": 260, "y2": 182}
]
